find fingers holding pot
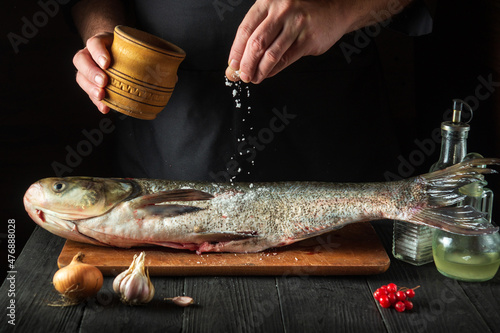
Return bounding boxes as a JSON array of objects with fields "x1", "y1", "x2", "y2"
[
  {"x1": 73, "y1": 32, "x2": 114, "y2": 114},
  {"x1": 75, "y1": 70, "x2": 109, "y2": 114},
  {"x1": 86, "y1": 32, "x2": 114, "y2": 70}
]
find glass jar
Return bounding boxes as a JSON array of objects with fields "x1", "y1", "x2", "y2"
[
  {"x1": 432, "y1": 221, "x2": 500, "y2": 282},
  {"x1": 432, "y1": 164, "x2": 500, "y2": 282}
]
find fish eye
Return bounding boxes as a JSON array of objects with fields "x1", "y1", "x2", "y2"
[{"x1": 52, "y1": 181, "x2": 67, "y2": 193}]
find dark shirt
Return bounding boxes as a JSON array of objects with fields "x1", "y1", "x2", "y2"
[{"x1": 113, "y1": 0, "x2": 411, "y2": 183}]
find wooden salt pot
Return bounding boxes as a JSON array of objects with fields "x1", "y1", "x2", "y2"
[{"x1": 102, "y1": 25, "x2": 186, "y2": 120}]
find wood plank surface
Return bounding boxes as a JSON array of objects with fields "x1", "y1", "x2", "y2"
[
  {"x1": 458, "y1": 275, "x2": 500, "y2": 332},
  {"x1": 79, "y1": 277, "x2": 186, "y2": 333},
  {"x1": 183, "y1": 277, "x2": 284, "y2": 333},
  {"x1": 2, "y1": 223, "x2": 500, "y2": 333},
  {"x1": 277, "y1": 275, "x2": 387, "y2": 332},
  {"x1": 56, "y1": 222, "x2": 390, "y2": 276}
]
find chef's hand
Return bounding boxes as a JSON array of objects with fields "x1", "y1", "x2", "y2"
[
  {"x1": 225, "y1": 0, "x2": 349, "y2": 84},
  {"x1": 73, "y1": 32, "x2": 114, "y2": 114}
]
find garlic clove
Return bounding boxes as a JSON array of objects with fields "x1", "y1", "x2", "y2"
[
  {"x1": 143, "y1": 271, "x2": 155, "y2": 303},
  {"x1": 165, "y1": 296, "x2": 195, "y2": 307},
  {"x1": 112, "y1": 267, "x2": 129, "y2": 294}
]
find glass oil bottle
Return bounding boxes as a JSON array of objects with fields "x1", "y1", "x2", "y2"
[
  {"x1": 432, "y1": 152, "x2": 500, "y2": 281},
  {"x1": 392, "y1": 99, "x2": 470, "y2": 265}
]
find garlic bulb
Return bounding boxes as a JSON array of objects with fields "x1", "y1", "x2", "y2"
[{"x1": 113, "y1": 252, "x2": 154, "y2": 305}]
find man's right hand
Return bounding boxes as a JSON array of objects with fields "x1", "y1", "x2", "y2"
[{"x1": 73, "y1": 32, "x2": 114, "y2": 114}]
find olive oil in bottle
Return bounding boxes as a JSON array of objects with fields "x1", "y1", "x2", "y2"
[{"x1": 433, "y1": 153, "x2": 500, "y2": 282}]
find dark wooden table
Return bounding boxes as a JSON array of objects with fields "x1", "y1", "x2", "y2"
[{"x1": 1, "y1": 220, "x2": 499, "y2": 333}]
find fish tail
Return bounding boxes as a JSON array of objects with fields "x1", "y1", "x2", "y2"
[{"x1": 407, "y1": 158, "x2": 500, "y2": 235}]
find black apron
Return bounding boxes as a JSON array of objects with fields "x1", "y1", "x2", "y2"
[{"x1": 114, "y1": 0, "x2": 400, "y2": 182}]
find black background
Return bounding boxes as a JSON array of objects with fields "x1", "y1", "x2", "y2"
[{"x1": 1, "y1": 0, "x2": 499, "y2": 278}]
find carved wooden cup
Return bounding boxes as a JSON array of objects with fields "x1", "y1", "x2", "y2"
[{"x1": 102, "y1": 25, "x2": 186, "y2": 120}]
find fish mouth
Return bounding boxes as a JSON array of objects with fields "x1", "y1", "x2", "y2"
[
  {"x1": 35, "y1": 209, "x2": 45, "y2": 223},
  {"x1": 24, "y1": 195, "x2": 44, "y2": 225}
]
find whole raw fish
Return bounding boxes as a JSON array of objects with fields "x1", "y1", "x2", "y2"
[{"x1": 24, "y1": 158, "x2": 499, "y2": 253}]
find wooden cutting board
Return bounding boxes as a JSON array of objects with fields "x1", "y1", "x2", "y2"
[{"x1": 57, "y1": 222, "x2": 390, "y2": 276}]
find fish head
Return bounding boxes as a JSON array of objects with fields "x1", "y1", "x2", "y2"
[{"x1": 24, "y1": 177, "x2": 134, "y2": 245}]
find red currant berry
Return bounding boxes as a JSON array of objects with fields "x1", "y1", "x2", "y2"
[
  {"x1": 386, "y1": 283, "x2": 397, "y2": 293},
  {"x1": 380, "y1": 285, "x2": 388, "y2": 293},
  {"x1": 373, "y1": 290, "x2": 380, "y2": 299},
  {"x1": 403, "y1": 300, "x2": 413, "y2": 311},
  {"x1": 405, "y1": 289, "x2": 416, "y2": 298},
  {"x1": 379, "y1": 295, "x2": 391, "y2": 308},
  {"x1": 387, "y1": 292, "x2": 397, "y2": 304},
  {"x1": 394, "y1": 301, "x2": 406, "y2": 312},
  {"x1": 396, "y1": 291, "x2": 407, "y2": 301}
]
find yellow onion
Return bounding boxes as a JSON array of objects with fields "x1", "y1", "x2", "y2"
[
  {"x1": 113, "y1": 252, "x2": 155, "y2": 305},
  {"x1": 52, "y1": 252, "x2": 103, "y2": 303}
]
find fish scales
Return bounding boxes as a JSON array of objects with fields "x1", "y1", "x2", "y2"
[
  {"x1": 134, "y1": 181, "x2": 401, "y2": 237},
  {"x1": 23, "y1": 158, "x2": 500, "y2": 253}
]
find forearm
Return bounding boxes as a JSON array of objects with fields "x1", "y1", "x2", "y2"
[
  {"x1": 338, "y1": 0, "x2": 415, "y2": 34},
  {"x1": 71, "y1": 0, "x2": 127, "y2": 42}
]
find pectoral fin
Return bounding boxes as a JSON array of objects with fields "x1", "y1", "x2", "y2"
[
  {"x1": 138, "y1": 204, "x2": 204, "y2": 217},
  {"x1": 132, "y1": 189, "x2": 213, "y2": 208}
]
